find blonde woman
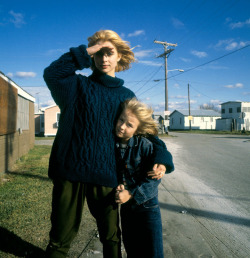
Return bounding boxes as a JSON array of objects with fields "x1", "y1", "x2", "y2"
[
  {"x1": 115, "y1": 98, "x2": 173, "y2": 258},
  {"x1": 44, "y1": 30, "x2": 174, "y2": 257}
]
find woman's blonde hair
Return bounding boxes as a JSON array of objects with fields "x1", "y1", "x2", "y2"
[
  {"x1": 87, "y1": 30, "x2": 135, "y2": 72},
  {"x1": 121, "y1": 98, "x2": 158, "y2": 136}
]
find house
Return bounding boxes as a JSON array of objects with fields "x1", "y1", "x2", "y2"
[
  {"x1": 216, "y1": 101, "x2": 250, "y2": 131},
  {"x1": 0, "y1": 71, "x2": 35, "y2": 173},
  {"x1": 169, "y1": 109, "x2": 221, "y2": 130},
  {"x1": 34, "y1": 111, "x2": 44, "y2": 136},
  {"x1": 152, "y1": 112, "x2": 165, "y2": 133},
  {"x1": 35, "y1": 104, "x2": 60, "y2": 136}
]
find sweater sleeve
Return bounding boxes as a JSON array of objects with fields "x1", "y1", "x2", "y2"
[
  {"x1": 43, "y1": 45, "x2": 92, "y2": 108},
  {"x1": 147, "y1": 135, "x2": 174, "y2": 174}
]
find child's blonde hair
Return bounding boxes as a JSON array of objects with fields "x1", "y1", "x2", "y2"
[
  {"x1": 88, "y1": 30, "x2": 135, "y2": 72},
  {"x1": 121, "y1": 98, "x2": 158, "y2": 136}
]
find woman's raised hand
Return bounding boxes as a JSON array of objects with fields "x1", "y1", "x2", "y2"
[{"x1": 86, "y1": 42, "x2": 114, "y2": 56}]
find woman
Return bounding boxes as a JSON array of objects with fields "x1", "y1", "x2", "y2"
[{"x1": 43, "y1": 30, "x2": 174, "y2": 258}]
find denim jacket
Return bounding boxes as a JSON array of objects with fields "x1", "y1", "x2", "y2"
[{"x1": 116, "y1": 135, "x2": 170, "y2": 205}]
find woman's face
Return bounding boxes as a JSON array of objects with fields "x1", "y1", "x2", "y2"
[{"x1": 93, "y1": 41, "x2": 121, "y2": 77}]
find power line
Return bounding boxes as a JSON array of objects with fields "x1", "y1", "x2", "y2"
[
  {"x1": 137, "y1": 80, "x2": 162, "y2": 97},
  {"x1": 136, "y1": 43, "x2": 250, "y2": 97},
  {"x1": 134, "y1": 65, "x2": 163, "y2": 94},
  {"x1": 168, "y1": 43, "x2": 250, "y2": 80}
]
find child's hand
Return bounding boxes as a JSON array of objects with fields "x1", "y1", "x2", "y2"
[
  {"x1": 147, "y1": 164, "x2": 166, "y2": 180},
  {"x1": 115, "y1": 184, "x2": 132, "y2": 204}
]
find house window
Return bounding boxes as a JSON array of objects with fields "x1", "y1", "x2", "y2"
[
  {"x1": 222, "y1": 108, "x2": 225, "y2": 114},
  {"x1": 56, "y1": 112, "x2": 61, "y2": 127},
  {"x1": 201, "y1": 117, "x2": 204, "y2": 122},
  {"x1": 57, "y1": 113, "x2": 61, "y2": 122},
  {"x1": 210, "y1": 117, "x2": 213, "y2": 122},
  {"x1": 242, "y1": 107, "x2": 247, "y2": 112},
  {"x1": 229, "y1": 108, "x2": 233, "y2": 113},
  {"x1": 237, "y1": 107, "x2": 241, "y2": 113}
]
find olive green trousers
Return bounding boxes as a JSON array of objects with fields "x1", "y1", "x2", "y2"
[{"x1": 45, "y1": 178, "x2": 121, "y2": 258}]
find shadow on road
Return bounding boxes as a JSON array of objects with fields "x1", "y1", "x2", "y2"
[{"x1": 159, "y1": 202, "x2": 250, "y2": 227}]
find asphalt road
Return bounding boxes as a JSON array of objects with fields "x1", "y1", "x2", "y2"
[{"x1": 161, "y1": 132, "x2": 250, "y2": 257}]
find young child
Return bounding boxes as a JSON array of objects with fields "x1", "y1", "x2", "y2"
[{"x1": 115, "y1": 98, "x2": 174, "y2": 258}]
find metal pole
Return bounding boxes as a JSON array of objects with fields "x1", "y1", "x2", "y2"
[
  {"x1": 154, "y1": 40, "x2": 177, "y2": 124},
  {"x1": 188, "y1": 83, "x2": 191, "y2": 130},
  {"x1": 165, "y1": 46, "x2": 168, "y2": 118}
]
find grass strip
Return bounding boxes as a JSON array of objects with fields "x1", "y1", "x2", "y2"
[{"x1": 0, "y1": 145, "x2": 52, "y2": 257}]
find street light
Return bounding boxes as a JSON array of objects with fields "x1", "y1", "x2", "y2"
[
  {"x1": 153, "y1": 69, "x2": 184, "y2": 82},
  {"x1": 168, "y1": 69, "x2": 184, "y2": 73}
]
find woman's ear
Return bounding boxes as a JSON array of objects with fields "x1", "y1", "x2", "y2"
[{"x1": 118, "y1": 54, "x2": 122, "y2": 62}]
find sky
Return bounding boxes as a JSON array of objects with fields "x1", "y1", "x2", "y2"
[{"x1": 1, "y1": 0, "x2": 250, "y2": 113}]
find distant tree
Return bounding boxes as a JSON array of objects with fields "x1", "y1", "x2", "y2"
[{"x1": 199, "y1": 103, "x2": 220, "y2": 112}]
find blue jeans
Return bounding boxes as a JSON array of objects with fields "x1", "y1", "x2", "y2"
[{"x1": 120, "y1": 196, "x2": 164, "y2": 258}]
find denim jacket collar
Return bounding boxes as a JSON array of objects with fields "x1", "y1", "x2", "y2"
[{"x1": 116, "y1": 136, "x2": 139, "y2": 149}]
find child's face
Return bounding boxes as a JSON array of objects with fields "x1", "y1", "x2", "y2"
[{"x1": 116, "y1": 109, "x2": 140, "y2": 143}]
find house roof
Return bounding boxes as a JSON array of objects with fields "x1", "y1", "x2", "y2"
[
  {"x1": 170, "y1": 109, "x2": 221, "y2": 117},
  {"x1": 0, "y1": 71, "x2": 35, "y2": 102},
  {"x1": 221, "y1": 101, "x2": 250, "y2": 105},
  {"x1": 41, "y1": 104, "x2": 58, "y2": 111}
]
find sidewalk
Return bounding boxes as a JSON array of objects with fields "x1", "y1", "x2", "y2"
[{"x1": 67, "y1": 179, "x2": 220, "y2": 258}]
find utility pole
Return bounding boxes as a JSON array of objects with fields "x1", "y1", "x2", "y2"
[
  {"x1": 188, "y1": 83, "x2": 192, "y2": 130},
  {"x1": 36, "y1": 92, "x2": 40, "y2": 113},
  {"x1": 154, "y1": 40, "x2": 177, "y2": 121}
]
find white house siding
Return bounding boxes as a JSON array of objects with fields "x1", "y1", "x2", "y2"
[{"x1": 170, "y1": 110, "x2": 220, "y2": 130}]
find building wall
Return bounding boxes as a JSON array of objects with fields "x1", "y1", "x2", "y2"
[
  {"x1": 216, "y1": 118, "x2": 232, "y2": 131},
  {"x1": 221, "y1": 102, "x2": 242, "y2": 119},
  {"x1": 0, "y1": 74, "x2": 34, "y2": 173},
  {"x1": 241, "y1": 102, "x2": 250, "y2": 131},
  {"x1": 170, "y1": 112, "x2": 219, "y2": 130},
  {"x1": 190, "y1": 116, "x2": 218, "y2": 130},
  {"x1": 35, "y1": 113, "x2": 44, "y2": 135},
  {"x1": 170, "y1": 112, "x2": 185, "y2": 130},
  {"x1": 44, "y1": 106, "x2": 60, "y2": 136},
  {"x1": 0, "y1": 101, "x2": 34, "y2": 173},
  {"x1": 220, "y1": 102, "x2": 250, "y2": 131}
]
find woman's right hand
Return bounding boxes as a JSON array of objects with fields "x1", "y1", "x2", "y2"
[{"x1": 86, "y1": 42, "x2": 115, "y2": 56}]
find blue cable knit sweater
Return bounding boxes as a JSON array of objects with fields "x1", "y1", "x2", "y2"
[{"x1": 43, "y1": 45, "x2": 174, "y2": 187}]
